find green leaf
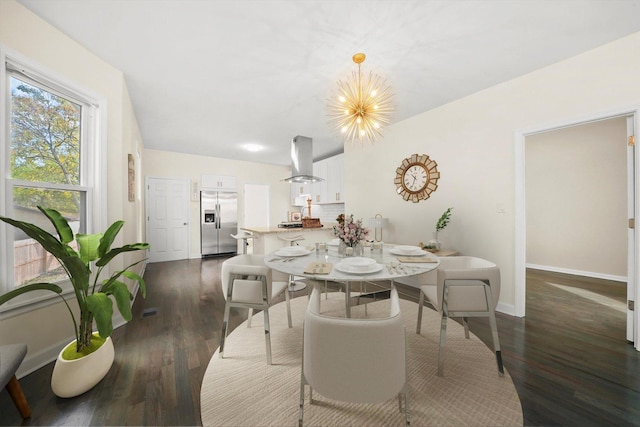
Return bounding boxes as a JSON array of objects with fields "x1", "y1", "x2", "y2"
[
  {"x1": 122, "y1": 270, "x2": 146, "y2": 298},
  {"x1": 104, "y1": 280, "x2": 133, "y2": 321},
  {"x1": 436, "y1": 207, "x2": 453, "y2": 232},
  {"x1": 86, "y1": 293, "x2": 113, "y2": 338},
  {"x1": 76, "y1": 233, "x2": 102, "y2": 263},
  {"x1": 0, "y1": 283, "x2": 63, "y2": 305},
  {"x1": 39, "y1": 206, "x2": 74, "y2": 244},
  {"x1": 0, "y1": 216, "x2": 68, "y2": 259},
  {"x1": 96, "y1": 243, "x2": 150, "y2": 267},
  {"x1": 61, "y1": 255, "x2": 91, "y2": 293},
  {"x1": 98, "y1": 221, "x2": 124, "y2": 258}
]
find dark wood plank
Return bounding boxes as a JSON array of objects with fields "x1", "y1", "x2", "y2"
[{"x1": 1, "y1": 261, "x2": 639, "y2": 426}]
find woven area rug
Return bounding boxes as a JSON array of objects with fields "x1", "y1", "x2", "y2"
[{"x1": 200, "y1": 290, "x2": 523, "y2": 426}]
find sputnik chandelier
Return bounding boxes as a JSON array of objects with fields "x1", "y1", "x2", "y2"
[{"x1": 328, "y1": 53, "x2": 393, "y2": 145}]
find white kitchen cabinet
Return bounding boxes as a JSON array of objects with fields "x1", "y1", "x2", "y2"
[
  {"x1": 201, "y1": 174, "x2": 237, "y2": 191},
  {"x1": 290, "y1": 182, "x2": 311, "y2": 206},
  {"x1": 326, "y1": 154, "x2": 344, "y2": 203},
  {"x1": 308, "y1": 154, "x2": 344, "y2": 204},
  {"x1": 312, "y1": 160, "x2": 328, "y2": 203}
]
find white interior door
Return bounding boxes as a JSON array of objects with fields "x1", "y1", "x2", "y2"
[
  {"x1": 626, "y1": 116, "x2": 637, "y2": 346},
  {"x1": 146, "y1": 177, "x2": 190, "y2": 262}
]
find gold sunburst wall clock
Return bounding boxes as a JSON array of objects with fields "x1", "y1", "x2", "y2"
[{"x1": 394, "y1": 153, "x2": 440, "y2": 203}]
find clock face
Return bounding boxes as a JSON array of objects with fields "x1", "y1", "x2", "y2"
[
  {"x1": 403, "y1": 164, "x2": 428, "y2": 192},
  {"x1": 394, "y1": 154, "x2": 440, "y2": 203}
]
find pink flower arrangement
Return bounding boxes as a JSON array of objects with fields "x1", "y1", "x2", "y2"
[{"x1": 332, "y1": 214, "x2": 369, "y2": 247}]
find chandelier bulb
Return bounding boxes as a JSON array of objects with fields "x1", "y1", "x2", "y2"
[{"x1": 352, "y1": 53, "x2": 366, "y2": 64}]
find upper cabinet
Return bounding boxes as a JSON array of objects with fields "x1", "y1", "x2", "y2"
[
  {"x1": 290, "y1": 182, "x2": 311, "y2": 206},
  {"x1": 312, "y1": 160, "x2": 328, "y2": 204},
  {"x1": 326, "y1": 154, "x2": 344, "y2": 203},
  {"x1": 201, "y1": 174, "x2": 237, "y2": 191},
  {"x1": 311, "y1": 154, "x2": 344, "y2": 204}
]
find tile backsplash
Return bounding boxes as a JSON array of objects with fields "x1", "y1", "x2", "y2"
[{"x1": 305, "y1": 204, "x2": 344, "y2": 224}]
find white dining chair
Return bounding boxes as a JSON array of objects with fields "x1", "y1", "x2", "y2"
[
  {"x1": 219, "y1": 254, "x2": 292, "y2": 365},
  {"x1": 416, "y1": 256, "x2": 503, "y2": 377},
  {"x1": 298, "y1": 285, "x2": 409, "y2": 426}
]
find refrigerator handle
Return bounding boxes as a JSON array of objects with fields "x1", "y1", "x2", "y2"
[{"x1": 216, "y1": 204, "x2": 221, "y2": 229}]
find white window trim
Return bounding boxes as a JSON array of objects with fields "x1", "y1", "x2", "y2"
[{"x1": 0, "y1": 45, "x2": 108, "y2": 317}]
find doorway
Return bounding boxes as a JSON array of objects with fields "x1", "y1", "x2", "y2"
[
  {"x1": 515, "y1": 111, "x2": 638, "y2": 349},
  {"x1": 146, "y1": 176, "x2": 190, "y2": 262}
]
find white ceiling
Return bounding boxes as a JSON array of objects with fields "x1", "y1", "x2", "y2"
[{"x1": 16, "y1": 0, "x2": 640, "y2": 166}]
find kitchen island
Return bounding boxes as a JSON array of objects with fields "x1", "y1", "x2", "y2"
[{"x1": 241, "y1": 223, "x2": 337, "y2": 254}]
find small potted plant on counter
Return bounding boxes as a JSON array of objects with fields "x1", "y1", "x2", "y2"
[{"x1": 421, "y1": 207, "x2": 453, "y2": 251}]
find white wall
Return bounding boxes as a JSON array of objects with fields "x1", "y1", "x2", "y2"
[
  {"x1": 346, "y1": 31, "x2": 640, "y2": 314},
  {"x1": 526, "y1": 117, "x2": 627, "y2": 279},
  {"x1": 143, "y1": 149, "x2": 291, "y2": 257},
  {"x1": 0, "y1": 0, "x2": 145, "y2": 374}
]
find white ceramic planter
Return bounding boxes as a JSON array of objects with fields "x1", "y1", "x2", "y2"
[{"x1": 51, "y1": 336, "x2": 115, "y2": 398}]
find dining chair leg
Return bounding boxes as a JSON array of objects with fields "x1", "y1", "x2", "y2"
[
  {"x1": 437, "y1": 314, "x2": 448, "y2": 377},
  {"x1": 263, "y1": 308, "x2": 272, "y2": 365},
  {"x1": 285, "y1": 286, "x2": 292, "y2": 328},
  {"x1": 416, "y1": 291, "x2": 425, "y2": 334},
  {"x1": 462, "y1": 316, "x2": 470, "y2": 339},
  {"x1": 484, "y1": 285, "x2": 504, "y2": 376},
  {"x1": 219, "y1": 303, "x2": 231, "y2": 359},
  {"x1": 298, "y1": 378, "x2": 306, "y2": 427},
  {"x1": 247, "y1": 308, "x2": 253, "y2": 328}
]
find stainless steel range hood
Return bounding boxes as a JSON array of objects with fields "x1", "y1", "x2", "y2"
[{"x1": 282, "y1": 135, "x2": 324, "y2": 183}]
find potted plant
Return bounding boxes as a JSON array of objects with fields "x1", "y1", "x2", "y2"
[
  {"x1": 424, "y1": 207, "x2": 453, "y2": 251},
  {"x1": 0, "y1": 206, "x2": 149, "y2": 397}
]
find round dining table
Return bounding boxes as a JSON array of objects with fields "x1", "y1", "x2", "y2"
[{"x1": 264, "y1": 243, "x2": 440, "y2": 317}]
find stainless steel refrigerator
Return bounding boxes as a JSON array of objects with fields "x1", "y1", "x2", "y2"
[{"x1": 201, "y1": 190, "x2": 237, "y2": 256}]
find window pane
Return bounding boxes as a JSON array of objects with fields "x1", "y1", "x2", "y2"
[
  {"x1": 12, "y1": 188, "x2": 85, "y2": 288},
  {"x1": 10, "y1": 76, "x2": 81, "y2": 185}
]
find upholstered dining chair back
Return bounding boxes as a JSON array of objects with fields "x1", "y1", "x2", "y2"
[
  {"x1": 416, "y1": 256, "x2": 503, "y2": 377},
  {"x1": 299, "y1": 285, "x2": 409, "y2": 426},
  {"x1": 432, "y1": 256, "x2": 501, "y2": 312},
  {"x1": 219, "y1": 254, "x2": 291, "y2": 365}
]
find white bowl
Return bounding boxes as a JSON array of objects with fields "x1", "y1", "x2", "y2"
[
  {"x1": 341, "y1": 257, "x2": 376, "y2": 270},
  {"x1": 393, "y1": 245, "x2": 423, "y2": 254},
  {"x1": 279, "y1": 246, "x2": 307, "y2": 255}
]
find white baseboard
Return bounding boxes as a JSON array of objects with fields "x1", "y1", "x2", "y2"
[
  {"x1": 526, "y1": 263, "x2": 626, "y2": 283},
  {"x1": 496, "y1": 302, "x2": 516, "y2": 317}
]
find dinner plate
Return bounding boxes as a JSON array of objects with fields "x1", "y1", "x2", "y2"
[
  {"x1": 389, "y1": 246, "x2": 427, "y2": 256},
  {"x1": 334, "y1": 261, "x2": 383, "y2": 275},
  {"x1": 340, "y1": 257, "x2": 376, "y2": 270},
  {"x1": 274, "y1": 248, "x2": 311, "y2": 257}
]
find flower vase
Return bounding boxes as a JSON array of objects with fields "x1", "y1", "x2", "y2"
[
  {"x1": 338, "y1": 240, "x2": 346, "y2": 256},
  {"x1": 353, "y1": 242, "x2": 364, "y2": 256},
  {"x1": 428, "y1": 231, "x2": 442, "y2": 251}
]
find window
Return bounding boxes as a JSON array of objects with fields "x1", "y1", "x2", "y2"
[{"x1": 1, "y1": 52, "x2": 103, "y2": 310}]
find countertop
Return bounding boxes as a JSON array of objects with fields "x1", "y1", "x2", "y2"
[{"x1": 242, "y1": 223, "x2": 337, "y2": 235}]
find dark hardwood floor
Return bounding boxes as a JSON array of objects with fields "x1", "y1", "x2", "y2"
[{"x1": 1, "y1": 259, "x2": 639, "y2": 426}]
